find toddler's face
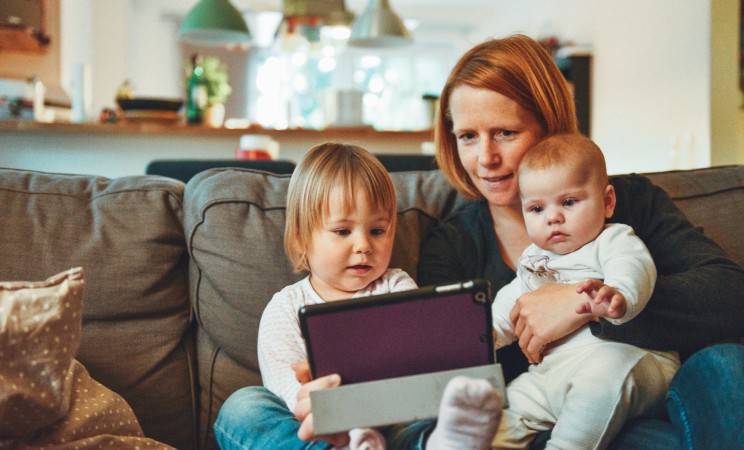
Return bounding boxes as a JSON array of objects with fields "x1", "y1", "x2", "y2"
[
  {"x1": 519, "y1": 165, "x2": 614, "y2": 255},
  {"x1": 306, "y1": 187, "x2": 394, "y2": 301}
]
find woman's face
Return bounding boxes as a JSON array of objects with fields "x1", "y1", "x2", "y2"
[{"x1": 449, "y1": 85, "x2": 545, "y2": 208}]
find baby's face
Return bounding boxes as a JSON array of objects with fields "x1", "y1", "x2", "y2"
[{"x1": 519, "y1": 165, "x2": 614, "y2": 255}]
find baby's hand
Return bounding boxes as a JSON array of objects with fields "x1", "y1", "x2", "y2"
[{"x1": 575, "y1": 279, "x2": 627, "y2": 319}]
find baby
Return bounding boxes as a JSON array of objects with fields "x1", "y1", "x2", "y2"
[{"x1": 490, "y1": 133, "x2": 680, "y2": 449}]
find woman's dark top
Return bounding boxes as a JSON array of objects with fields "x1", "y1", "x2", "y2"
[{"x1": 417, "y1": 174, "x2": 744, "y2": 383}]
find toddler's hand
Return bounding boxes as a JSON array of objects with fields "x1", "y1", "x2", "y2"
[
  {"x1": 291, "y1": 361, "x2": 312, "y2": 384},
  {"x1": 292, "y1": 363, "x2": 348, "y2": 446}
]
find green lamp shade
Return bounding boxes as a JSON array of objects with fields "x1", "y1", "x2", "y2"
[
  {"x1": 348, "y1": 0, "x2": 411, "y2": 48},
  {"x1": 284, "y1": 0, "x2": 355, "y2": 27},
  {"x1": 178, "y1": 0, "x2": 251, "y2": 47}
]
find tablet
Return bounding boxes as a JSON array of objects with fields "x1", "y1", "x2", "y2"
[{"x1": 299, "y1": 279, "x2": 494, "y2": 385}]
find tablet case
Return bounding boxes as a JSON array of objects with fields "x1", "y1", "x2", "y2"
[
  {"x1": 299, "y1": 279, "x2": 494, "y2": 385},
  {"x1": 310, "y1": 363, "x2": 505, "y2": 434}
]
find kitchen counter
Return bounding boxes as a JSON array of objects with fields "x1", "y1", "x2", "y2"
[{"x1": 0, "y1": 120, "x2": 433, "y2": 178}]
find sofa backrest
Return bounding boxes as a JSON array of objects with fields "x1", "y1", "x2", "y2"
[
  {"x1": 643, "y1": 165, "x2": 744, "y2": 267},
  {"x1": 0, "y1": 169, "x2": 196, "y2": 450}
]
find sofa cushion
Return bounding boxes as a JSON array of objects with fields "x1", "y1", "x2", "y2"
[
  {"x1": 0, "y1": 169, "x2": 195, "y2": 449},
  {"x1": 184, "y1": 167, "x2": 467, "y2": 449}
]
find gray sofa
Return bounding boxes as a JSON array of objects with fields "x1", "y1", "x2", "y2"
[{"x1": 1, "y1": 164, "x2": 743, "y2": 449}]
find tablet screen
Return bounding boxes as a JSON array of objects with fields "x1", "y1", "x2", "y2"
[{"x1": 299, "y1": 279, "x2": 494, "y2": 384}]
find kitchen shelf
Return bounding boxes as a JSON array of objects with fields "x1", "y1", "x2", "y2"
[{"x1": 0, "y1": 119, "x2": 433, "y2": 140}]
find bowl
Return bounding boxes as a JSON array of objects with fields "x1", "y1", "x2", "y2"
[{"x1": 117, "y1": 98, "x2": 183, "y2": 112}]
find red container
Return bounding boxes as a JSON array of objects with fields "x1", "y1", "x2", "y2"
[{"x1": 235, "y1": 134, "x2": 279, "y2": 160}]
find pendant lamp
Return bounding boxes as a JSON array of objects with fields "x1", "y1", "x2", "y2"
[
  {"x1": 178, "y1": 0, "x2": 251, "y2": 47},
  {"x1": 283, "y1": 0, "x2": 354, "y2": 27},
  {"x1": 348, "y1": 0, "x2": 411, "y2": 48}
]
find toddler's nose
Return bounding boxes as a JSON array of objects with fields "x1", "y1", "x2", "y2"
[{"x1": 354, "y1": 236, "x2": 372, "y2": 254}]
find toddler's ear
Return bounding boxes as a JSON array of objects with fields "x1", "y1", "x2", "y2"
[{"x1": 603, "y1": 184, "x2": 616, "y2": 218}]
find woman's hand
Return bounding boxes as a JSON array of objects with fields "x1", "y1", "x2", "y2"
[
  {"x1": 291, "y1": 362, "x2": 349, "y2": 447},
  {"x1": 509, "y1": 283, "x2": 594, "y2": 363}
]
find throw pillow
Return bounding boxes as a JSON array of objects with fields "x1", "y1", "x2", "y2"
[
  {"x1": 0, "y1": 267, "x2": 84, "y2": 437},
  {"x1": 0, "y1": 268, "x2": 175, "y2": 448}
]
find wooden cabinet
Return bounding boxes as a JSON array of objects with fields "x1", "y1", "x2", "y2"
[{"x1": 0, "y1": 0, "x2": 50, "y2": 53}]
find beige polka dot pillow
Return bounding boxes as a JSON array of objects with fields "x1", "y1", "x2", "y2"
[{"x1": 0, "y1": 267, "x2": 84, "y2": 437}]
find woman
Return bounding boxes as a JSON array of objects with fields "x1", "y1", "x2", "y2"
[
  {"x1": 411, "y1": 34, "x2": 744, "y2": 448},
  {"x1": 217, "y1": 35, "x2": 744, "y2": 449}
]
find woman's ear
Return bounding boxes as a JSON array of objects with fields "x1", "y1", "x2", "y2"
[{"x1": 604, "y1": 184, "x2": 616, "y2": 219}]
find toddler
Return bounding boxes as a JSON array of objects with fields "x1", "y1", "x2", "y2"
[{"x1": 257, "y1": 142, "x2": 503, "y2": 450}]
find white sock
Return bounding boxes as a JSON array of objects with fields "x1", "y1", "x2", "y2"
[
  {"x1": 426, "y1": 376, "x2": 503, "y2": 450},
  {"x1": 345, "y1": 427, "x2": 386, "y2": 450}
]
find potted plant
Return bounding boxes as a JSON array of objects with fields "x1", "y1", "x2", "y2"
[
  {"x1": 203, "y1": 57, "x2": 232, "y2": 105},
  {"x1": 203, "y1": 56, "x2": 231, "y2": 127}
]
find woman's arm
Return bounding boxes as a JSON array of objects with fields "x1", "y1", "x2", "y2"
[{"x1": 595, "y1": 175, "x2": 744, "y2": 355}]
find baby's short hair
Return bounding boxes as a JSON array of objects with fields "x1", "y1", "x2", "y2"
[
  {"x1": 519, "y1": 133, "x2": 608, "y2": 187},
  {"x1": 284, "y1": 142, "x2": 397, "y2": 273}
]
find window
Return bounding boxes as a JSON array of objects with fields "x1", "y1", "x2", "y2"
[{"x1": 245, "y1": 24, "x2": 455, "y2": 131}]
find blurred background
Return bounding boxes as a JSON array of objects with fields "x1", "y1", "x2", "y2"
[{"x1": 1, "y1": 0, "x2": 742, "y2": 176}]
